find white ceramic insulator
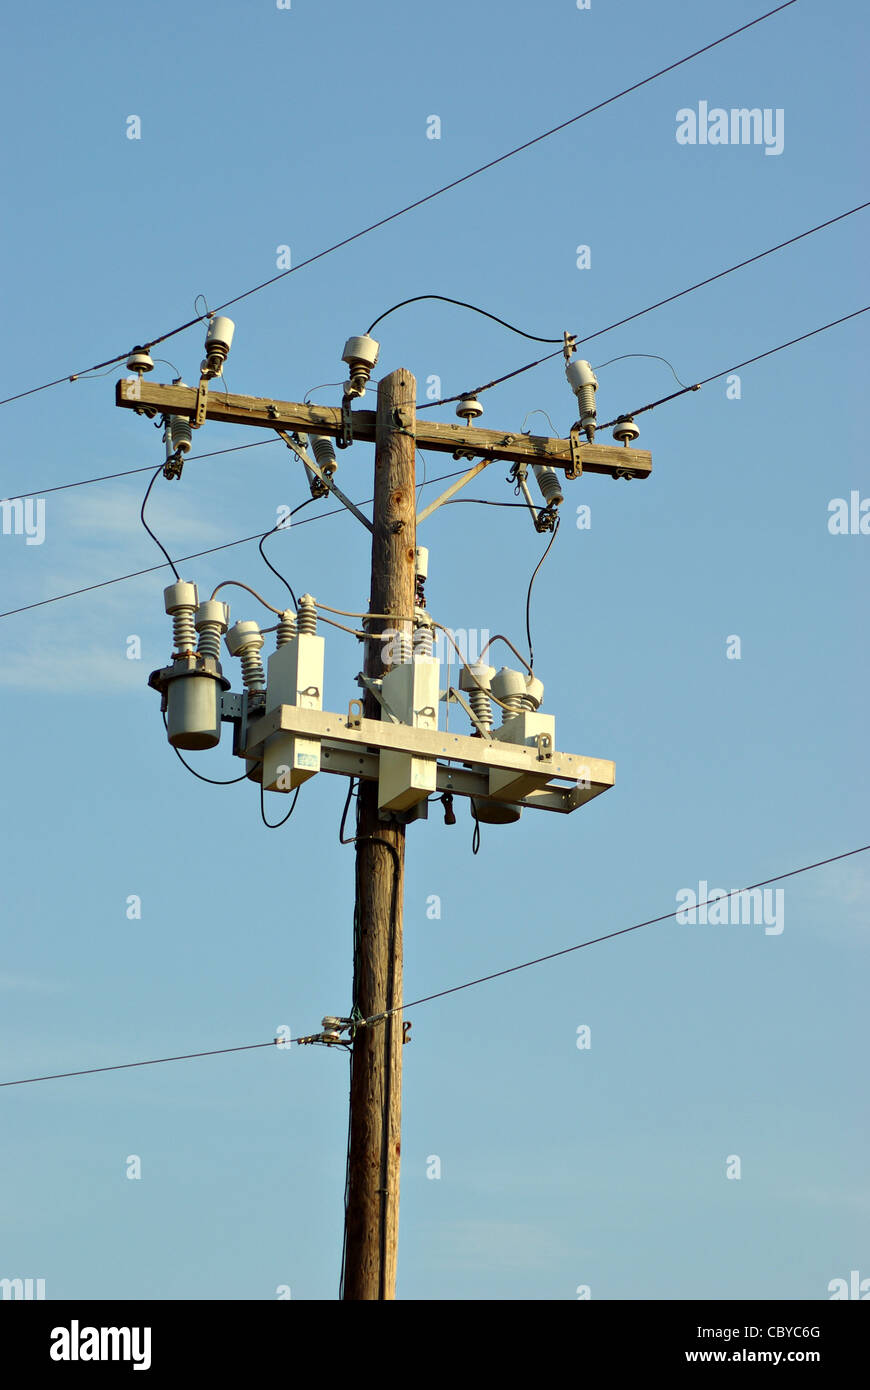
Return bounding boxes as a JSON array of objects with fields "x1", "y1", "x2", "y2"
[
  {"x1": 276, "y1": 610, "x2": 297, "y2": 646},
  {"x1": 297, "y1": 595, "x2": 317, "y2": 635},
  {"x1": 310, "y1": 435, "x2": 337, "y2": 477},
  {"x1": 532, "y1": 464, "x2": 563, "y2": 506}
]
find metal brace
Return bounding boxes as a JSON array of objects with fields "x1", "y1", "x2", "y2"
[
  {"x1": 347, "y1": 699, "x2": 363, "y2": 729},
  {"x1": 355, "y1": 673, "x2": 403, "y2": 725},
  {"x1": 566, "y1": 427, "x2": 584, "y2": 480},
  {"x1": 448, "y1": 686, "x2": 493, "y2": 741},
  {"x1": 275, "y1": 428, "x2": 373, "y2": 533},
  {"x1": 192, "y1": 374, "x2": 210, "y2": 429},
  {"x1": 338, "y1": 394, "x2": 354, "y2": 449},
  {"x1": 392, "y1": 406, "x2": 415, "y2": 439}
]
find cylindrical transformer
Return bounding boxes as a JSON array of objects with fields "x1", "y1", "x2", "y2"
[{"x1": 165, "y1": 668, "x2": 225, "y2": 750}]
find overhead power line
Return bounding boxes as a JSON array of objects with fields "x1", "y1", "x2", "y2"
[
  {"x1": 0, "y1": 1, "x2": 799, "y2": 412},
  {"x1": 2, "y1": 839, "x2": 864, "y2": 1090},
  {"x1": 12, "y1": 437, "x2": 281, "y2": 503},
  {"x1": 597, "y1": 305, "x2": 870, "y2": 428},
  {"x1": 363, "y1": 844, "x2": 870, "y2": 1022},
  {"x1": 0, "y1": 466, "x2": 473, "y2": 621},
  {"x1": 417, "y1": 201, "x2": 870, "y2": 409},
  {"x1": 1, "y1": 299, "x2": 865, "y2": 624},
  {"x1": 7, "y1": 201, "x2": 864, "y2": 507}
]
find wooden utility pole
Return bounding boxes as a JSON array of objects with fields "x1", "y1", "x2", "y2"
[
  {"x1": 342, "y1": 369, "x2": 416, "y2": 1301},
  {"x1": 118, "y1": 366, "x2": 650, "y2": 1298}
]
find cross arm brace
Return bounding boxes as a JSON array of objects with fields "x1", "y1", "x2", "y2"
[{"x1": 115, "y1": 379, "x2": 652, "y2": 479}]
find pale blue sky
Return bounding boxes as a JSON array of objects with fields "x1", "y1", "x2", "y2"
[{"x1": 0, "y1": 0, "x2": 867, "y2": 1300}]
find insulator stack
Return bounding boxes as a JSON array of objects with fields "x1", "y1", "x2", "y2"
[
  {"x1": 491, "y1": 667, "x2": 527, "y2": 722},
  {"x1": 276, "y1": 610, "x2": 297, "y2": 646},
  {"x1": 297, "y1": 595, "x2": 317, "y2": 635},
  {"x1": 520, "y1": 675, "x2": 544, "y2": 712},
  {"x1": 164, "y1": 581, "x2": 199, "y2": 656},
  {"x1": 566, "y1": 358, "x2": 599, "y2": 441},
  {"x1": 240, "y1": 649, "x2": 265, "y2": 691},
  {"x1": 414, "y1": 608, "x2": 434, "y2": 657},
  {"x1": 459, "y1": 661, "x2": 496, "y2": 734},
  {"x1": 532, "y1": 464, "x2": 564, "y2": 507},
  {"x1": 310, "y1": 435, "x2": 338, "y2": 478},
  {"x1": 226, "y1": 620, "x2": 265, "y2": 692},
  {"x1": 195, "y1": 600, "x2": 229, "y2": 660},
  {"x1": 167, "y1": 415, "x2": 193, "y2": 455},
  {"x1": 469, "y1": 686, "x2": 493, "y2": 730},
  {"x1": 395, "y1": 630, "x2": 413, "y2": 664}
]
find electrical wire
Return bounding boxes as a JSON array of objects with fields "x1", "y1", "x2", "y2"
[
  {"x1": 440, "y1": 498, "x2": 530, "y2": 510},
  {"x1": 525, "y1": 517, "x2": 560, "y2": 670},
  {"x1": 4, "y1": 841, "x2": 866, "y2": 1091},
  {"x1": 162, "y1": 713, "x2": 248, "y2": 785},
  {"x1": 0, "y1": 1040, "x2": 284, "y2": 1088},
  {"x1": 257, "y1": 497, "x2": 317, "y2": 611},
  {"x1": 522, "y1": 409, "x2": 562, "y2": 436},
  {"x1": 0, "y1": 1, "x2": 800, "y2": 412},
  {"x1": 361, "y1": 843, "x2": 870, "y2": 1025},
  {"x1": 14, "y1": 438, "x2": 282, "y2": 504},
  {"x1": 12, "y1": 192, "x2": 866, "y2": 505},
  {"x1": 260, "y1": 781, "x2": 301, "y2": 828},
  {"x1": 140, "y1": 466, "x2": 180, "y2": 580},
  {"x1": 416, "y1": 201, "x2": 870, "y2": 410},
  {"x1": 597, "y1": 306, "x2": 870, "y2": 429},
  {"x1": 304, "y1": 379, "x2": 379, "y2": 403},
  {"x1": 6, "y1": 293, "x2": 864, "y2": 626},
  {"x1": 209, "y1": 579, "x2": 285, "y2": 615},
  {"x1": 0, "y1": 467, "x2": 474, "y2": 621},
  {"x1": 478, "y1": 635, "x2": 533, "y2": 674},
  {"x1": 592, "y1": 352, "x2": 690, "y2": 387},
  {"x1": 470, "y1": 802, "x2": 481, "y2": 855},
  {"x1": 367, "y1": 295, "x2": 561, "y2": 342}
]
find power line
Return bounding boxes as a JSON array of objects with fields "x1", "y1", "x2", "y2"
[
  {"x1": 364, "y1": 843, "x2": 870, "y2": 1023},
  {"x1": 597, "y1": 305, "x2": 870, "y2": 429},
  {"x1": 417, "y1": 200, "x2": 870, "y2": 409},
  {"x1": 0, "y1": 1040, "x2": 282, "y2": 1088},
  {"x1": 2, "y1": 303, "x2": 866, "y2": 626},
  {"x1": 2, "y1": 840, "x2": 864, "y2": 1091},
  {"x1": 3, "y1": 298, "x2": 865, "y2": 623},
  {"x1": 12, "y1": 437, "x2": 281, "y2": 503},
  {"x1": 10, "y1": 199, "x2": 865, "y2": 507},
  {"x1": 0, "y1": 466, "x2": 473, "y2": 621},
  {"x1": 0, "y1": 1, "x2": 799, "y2": 412}
]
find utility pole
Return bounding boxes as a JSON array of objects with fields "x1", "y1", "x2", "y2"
[
  {"x1": 343, "y1": 369, "x2": 416, "y2": 1301},
  {"x1": 122, "y1": 337, "x2": 651, "y2": 1302}
]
